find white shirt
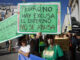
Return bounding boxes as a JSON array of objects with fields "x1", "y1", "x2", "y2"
[{"x1": 20, "y1": 45, "x2": 30, "y2": 53}]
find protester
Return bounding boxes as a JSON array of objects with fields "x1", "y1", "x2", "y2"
[
  {"x1": 71, "y1": 33, "x2": 78, "y2": 47},
  {"x1": 30, "y1": 35, "x2": 36, "y2": 54},
  {"x1": 29, "y1": 33, "x2": 45, "y2": 57},
  {"x1": 61, "y1": 33, "x2": 72, "y2": 60},
  {"x1": 66, "y1": 32, "x2": 79, "y2": 60},
  {"x1": 18, "y1": 39, "x2": 30, "y2": 57},
  {"x1": 35, "y1": 32, "x2": 44, "y2": 56},
  {"x1": 70, "y1": 33, "x2": 78, "y2": 60},
  {"x1": 76, "y1": 36, "x2": 80, "y2": 52},
  {"x1": 6, "y1": 41, "x2": 9, "y2": 49},
  {"x1": 8, "y1": 40, "x2": 12, "y2": 52},
  {"x1": 42, "y1": 35, "x2": 64, "y2": 60}
]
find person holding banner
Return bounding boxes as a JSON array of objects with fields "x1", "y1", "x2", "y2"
[
  {"x1": 42, "y1": 35, "x2": 64, "y2": 60},
  {"x1": 34, "y1": 32, "x2": 43, "y2": 56},
  {"x1": 18, "y1": 37, "x2": 46, "y2": 60},
  {"x1": 18, "y1": 39, "x2": 30, "y2": 57},
  {"x1": 8, "y1": 40, "x2": 12, "y2": 52}
]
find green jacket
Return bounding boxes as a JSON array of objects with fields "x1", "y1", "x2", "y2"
[{"x1": 42, "y1": 45, "x2": 64, "y2": 60}]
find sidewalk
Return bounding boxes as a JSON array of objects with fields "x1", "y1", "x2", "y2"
[{"x1": 0, "y1": 47, "x2": 80, "y2": 60}]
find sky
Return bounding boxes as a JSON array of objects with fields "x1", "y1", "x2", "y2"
[{"x1": 0, "y1": 0, "x2": 69, "y2": 26}]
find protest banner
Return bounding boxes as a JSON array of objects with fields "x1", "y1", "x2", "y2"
[
  {"x1": 0, "y1": 14, "x2": 22, "y2": 43},
  {"x1": 18, "y1": 2, "x2": 61, "y2": 34}
]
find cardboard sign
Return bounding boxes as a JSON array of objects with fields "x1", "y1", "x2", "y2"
[{"x1": 55, "y1": 39, "x2": 70, "y2": 51}]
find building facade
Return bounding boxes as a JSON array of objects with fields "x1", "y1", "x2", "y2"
[
  {"x1": 62, "y1": 0, "x2": 80, "y2": 33},
  {"x1": 69, "y1": 0, "x2": 80, "y2": 22},
  {"x1": 69, "y1": 0, "x2": 80, "y2": 34}
]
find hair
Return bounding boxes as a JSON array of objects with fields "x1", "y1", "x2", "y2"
[
  {"x1": 18, "y1": 35, "x2": 29, "y2": 46},
  {"x1": 48, "y1": 35, "x2": 55, "y2": 40},
  {"x1": 20, "y1": 39, "x2": 27, "y2": 46},
  {"x1": 44, "y1": 35, "x2": 55, "y2": 47}
]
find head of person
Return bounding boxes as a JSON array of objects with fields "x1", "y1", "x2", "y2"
[
  {"x1": 36, "y1": 32, "x2": 42, "y2": 36},
  {"x1": 72, "y1": 33, "x2": 76, "y2": 38},
  {"x1": 36, "y1": 32, "x2": 42, "y2": 38},
  {"x1": 66, "y1": 32, "x2": 72, "y2": 37},
  {"x1": 72, "y1": 33, "x2": 75, "y2": 36},
  {"x1": 47, "y1": 35, "x2": 55, "y2": 45},
  {"x1": 21, "y1": 40, "x2": 27, "y2": 46}
]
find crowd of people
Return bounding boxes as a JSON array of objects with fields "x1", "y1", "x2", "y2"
[
  {"x1": 5, "y1": 32, "x2": 80, "y2": 60},
  {"x1": 0, "y1": 9, "x2": 14, "y2": 21},
  {"x1": 0, "y1": 5, "x2": 16, "y2": 21},
  {"x1": 0, "y1": 4, "x2": 80, "y2": 60}
]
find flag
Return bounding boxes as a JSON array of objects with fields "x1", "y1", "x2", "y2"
[
  {"x1": 67, "y1": 14, "x2": 72, "y2": 31},
  {"x1": 67, "y1": 7, "x2": 72, "y2": 31},
  {"x1": 18, "y1": 54, "x2": 45, "y2": 60}
]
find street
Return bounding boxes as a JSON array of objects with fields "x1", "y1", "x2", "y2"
[
  {"x1": 0, "y1": 47, "x2": 80, "y2": 60},
  {"x1": 0, "y1": 53, "x2": 18, "y2": 60},
  {"x1": 0, "y1": 41, "x2": 18, "y2": 60}
]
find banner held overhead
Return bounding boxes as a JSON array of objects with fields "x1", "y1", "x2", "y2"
[
  {"x1": 0, "y1": 14, "x2": 22, "y2": 43},
  {"x1": 18, "y1": 2, "x2": 61, "y2": 34}
]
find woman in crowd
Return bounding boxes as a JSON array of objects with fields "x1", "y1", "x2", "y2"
[
  {"x1": 18, "y1": 39, "x2": 30, "y2": 57},
  {"x1": 42, "y1": 35, "x2": 64, "y2": 60}
]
